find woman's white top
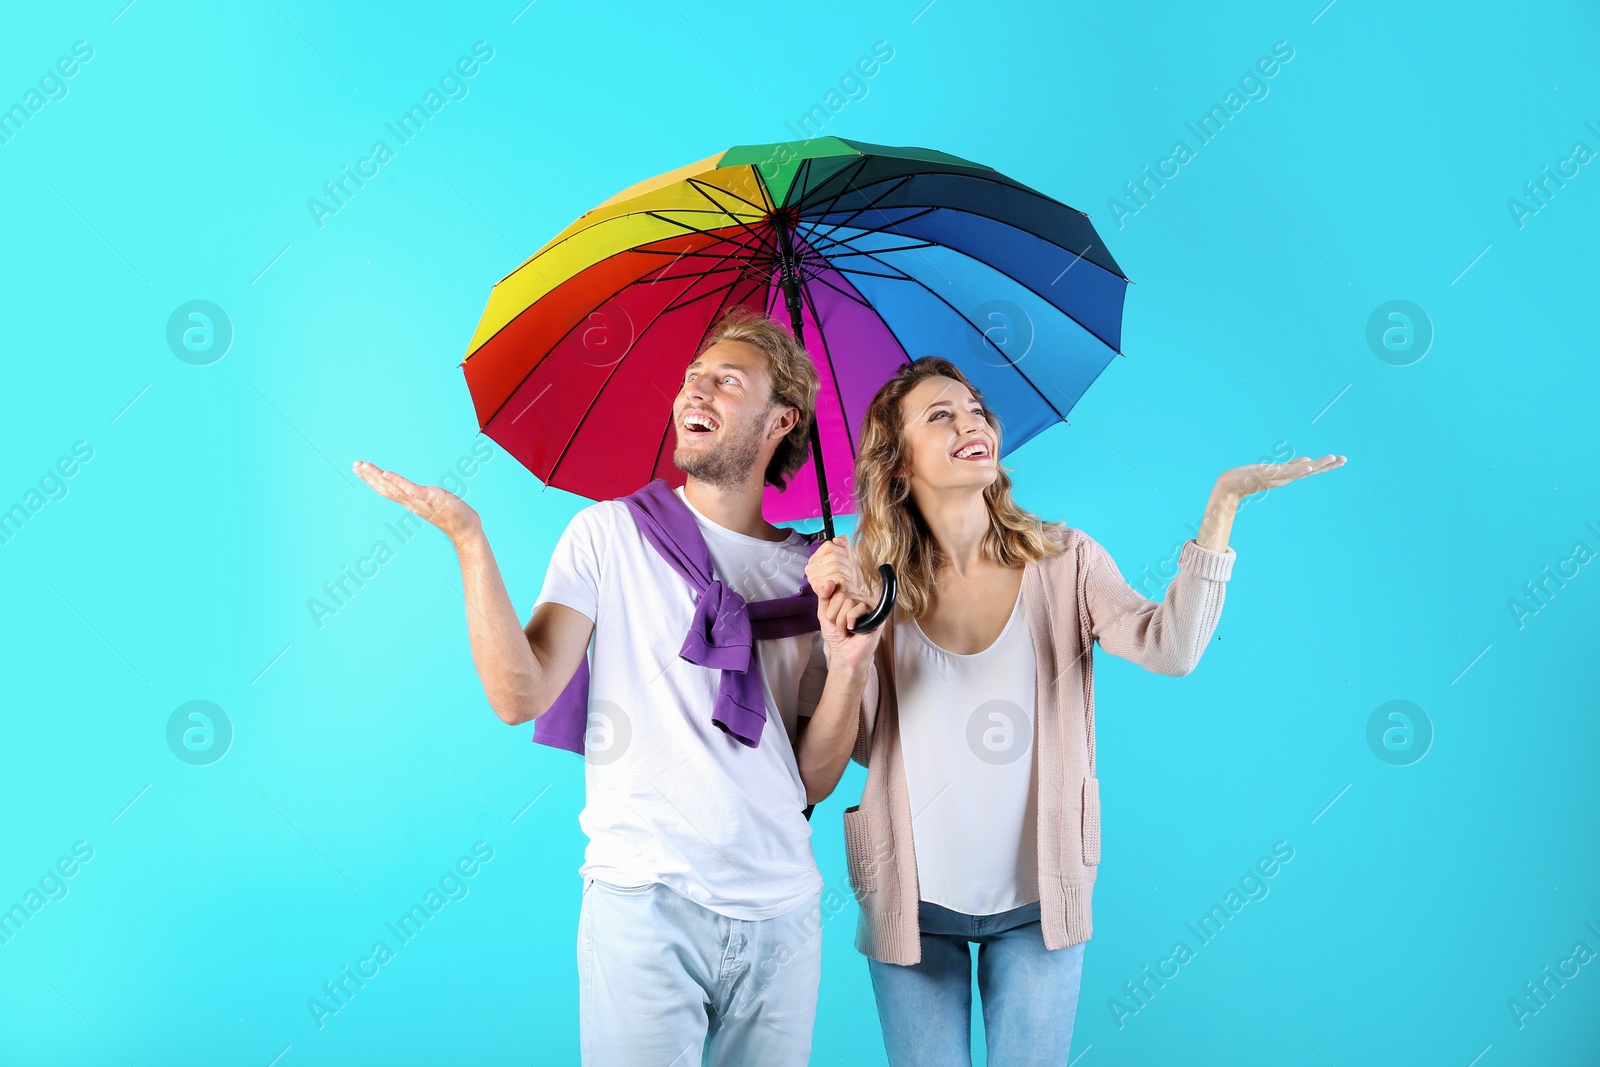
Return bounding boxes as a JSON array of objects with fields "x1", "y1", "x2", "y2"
[{"x1": 896, "y1": 587, "x2": 1040, "y2": 916}]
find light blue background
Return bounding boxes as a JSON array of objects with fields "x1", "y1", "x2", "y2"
[{"x1": 2, "y1": 0, "x2": 1597, "y2": 1063}]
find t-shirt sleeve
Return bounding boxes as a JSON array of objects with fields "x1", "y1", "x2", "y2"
[
  {"x1": 532, "y1": 504, "x2": 609, "y2": 624},
  {"x1": 795, "y1": 631, "x2": 828, "y2": 721}
]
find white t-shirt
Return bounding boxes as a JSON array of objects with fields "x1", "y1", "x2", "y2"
[
  {"x1": 896, "y1": 587, "x2": 1040, "y2": 916},
  {"x1": 533, "y1": 486, "x2": 827, "y2": 919}
]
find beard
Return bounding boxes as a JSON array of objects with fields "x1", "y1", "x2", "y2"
[{"x1": 673, "y1": 407, "x2": 768, "y2": 491}]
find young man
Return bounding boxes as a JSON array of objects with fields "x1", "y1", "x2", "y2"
[{"x1": 353, "y1": 306, "x2": 876, "y2": 1065}]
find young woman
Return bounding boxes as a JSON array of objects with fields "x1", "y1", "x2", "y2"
[{"x1": 798, "y1": 357, "x2": 1344, "y2": 1065}]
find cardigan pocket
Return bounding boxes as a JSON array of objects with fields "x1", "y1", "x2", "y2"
[
  {"x1": 1081, "y1": 776, "x2": 1101, "y2": 866},
  {"x1": 843, "y1": 805, "x2": 878, "y2": 894}
]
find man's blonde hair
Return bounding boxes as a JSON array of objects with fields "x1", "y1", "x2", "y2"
[{"x1": 694, "y1": 305, "x2": 820, "y2": 490}]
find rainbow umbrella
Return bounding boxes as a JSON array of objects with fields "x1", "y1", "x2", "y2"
[{"x1": 459, "y1": 135, "x2": 1129, "y2": 536}]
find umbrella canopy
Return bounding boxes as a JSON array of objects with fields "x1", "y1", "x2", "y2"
[{"x1": 460, "y1": 136, "x2": 1130, "y2": 524}]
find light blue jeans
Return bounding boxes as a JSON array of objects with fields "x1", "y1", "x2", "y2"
[
  {"x1": 866, "y1": 899, "x2": 1086, "y2": 1066},
  {"x1": 577, "y1": 877, "x2": 822, "y2": 1066}
]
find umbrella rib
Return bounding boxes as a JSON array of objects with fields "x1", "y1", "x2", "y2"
[
  {"x1": 812, "y1": 208, "x2": 1127, "y2": 353},
  {"x1": 474, "y1": 235, "x2": 746, "y2": 429},
  {"x1": 801, "y1": 205, "x2": 940, "y2": 249},
  {"x1": 814, "y1": 201, "x2": 1111, "y2": 271},
  {"x1": 803, "y1": 174, "x2": 919, "y2": 245},
  {"x1": 633, "y1": 253, "x2": 770, "y2": 287},
  {"x1": 660, "y1": 268, "x2": 764, "y2": 314},
  {"x1": 827, "y1": 245, "x2": 1071, "y2": 426},
  {"x1": 497, "y1": 161, "x2": 1110, "y2": 482},
  {"x1": 684, "y1": 174, "x2": 774, "y2": 217},
  {"x1": 478, "y1": 228, "x2": 772, "y2": 436},
  {"x1": 811, "y1": 267, "x2": 916, "y2": 373},
  {"x1": 517, "y1": 201, "x2": 761, "y2": 272},
  {"x1": 635, "y1": 244, "x2": 776, "y2": 285},
  {"x1": 644, "y1": 274, "x2": 767, "y2": 486},
  {"x1": 826, "y1": 253, "x2": 918, "y2": 283},
  {"x1": 800, "y1": 256, "x2": 916, "y2": 375},
  {"x1": 805, "y1": 203, "x2": 941, "y2": 250},
  {"x1": 794, "y1": 275, "x2": 859, "y2": 471},
  {"x1": 637, "y1": 250, "x2": 756, "y2": 284},
  {"x1": 642, "y1": 211, "x2": 768, "y2": 255},
  {"x1": 808, "y1": 162, "x2": 1063, "y2": 218},
  {"x1": 681, "y1": 179, "x2": 776, "y2": 255},
  {"x1": 516, "y1": 167, "x2": 1068, "y2": 283},
  {"x1": 797, "y1": 239, "x2": 941, "y2": 259},
  {"x1": 805, "y1": 179, "x2": 1124, "y2": 280},
  {"x1": 623, "y1": 204, "x2": 765, "y2": 219},
  {"x1": 487, "y1": 156, "x2": 1114, "y2": 478},
  {"x1": 636, "y1": 217, "x2": 775, "y2": 281},
  {"x1": 544, "y1": 266, "x2": 746, "y2": 487},
  {"x1": 826, "y1": 264, "x2": 921, "y2": 282},
  {"x1": 640, "y1": 208, "x2": 766, "y2": 235},
  {"x1": 631, "y1": 245, "x2": 763, "y2": 261},
  {"x1": 789, "y1": 268, "x2": 875, "y2": 310},
  {"x1": 784, "y1": 156, "x2": 819, "y2": 212},
  {"x1": 791, "y1": 155, "x2": 874, "y2": 218}
]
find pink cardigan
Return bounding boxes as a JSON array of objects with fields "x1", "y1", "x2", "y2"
[{"x1": 843, "y1": 526, "x2": 1236, "y2": 964}]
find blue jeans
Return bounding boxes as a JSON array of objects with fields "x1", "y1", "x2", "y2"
[
  {"x1": 577, "y1": 877, "x2": 822, "y2": 1066},
  {"x1": 866, "y1": 899, "x2": 1085, "y2": 1066}
]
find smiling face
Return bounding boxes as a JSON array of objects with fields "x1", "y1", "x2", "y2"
[
  {"x1": 671, "y1": 339, "x2": 797, "y2": 490},
  {"x1": 896, "y1": 374, "x2": 1000, "y2": 495}
]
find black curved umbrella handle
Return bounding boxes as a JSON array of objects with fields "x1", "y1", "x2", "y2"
[{"x1": 846, "y1": 564, "x2": 897, "y2": 635}]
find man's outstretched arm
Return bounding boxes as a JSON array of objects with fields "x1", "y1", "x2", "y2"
[
  {"x1": 353, "y1": 460, "x2": 593, "y2": 726},
  {"x1": 455, "y1": 529, "x2": 594, "y2": 726}
]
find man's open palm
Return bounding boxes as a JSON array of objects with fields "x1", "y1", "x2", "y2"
[{"x1": 353, "y1": 460, "x2": 481, "y2": 543}]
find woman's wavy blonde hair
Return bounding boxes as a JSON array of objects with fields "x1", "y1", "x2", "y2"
[{"x1": 855, "y1": 357, "x2": 1066, "y2": 620}]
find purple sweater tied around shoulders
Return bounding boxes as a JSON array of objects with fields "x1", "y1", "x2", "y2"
[{"x1": 533, "y1": 478, "x2": 822, "y2": 755}]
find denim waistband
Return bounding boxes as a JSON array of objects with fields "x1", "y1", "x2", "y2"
[{"x1": 916, "y1": 897, "x2": 1043, "y2": 938}]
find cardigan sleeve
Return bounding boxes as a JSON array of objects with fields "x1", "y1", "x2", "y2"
[
  {"x1": 851, "y1": 641, "x2": 882, "y2": 767},
  {"x1": 1077, "y1": 530, "x2": 1235, "y2": 677}
]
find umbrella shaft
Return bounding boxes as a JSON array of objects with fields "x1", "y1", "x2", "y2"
[{"x1": 773, "y1": 216, "x2": 835, "y2": 542}]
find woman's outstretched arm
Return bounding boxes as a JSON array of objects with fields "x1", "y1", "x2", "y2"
[{"x1": 1081, "y1": 455, "x2": 1344, "y2": 674}]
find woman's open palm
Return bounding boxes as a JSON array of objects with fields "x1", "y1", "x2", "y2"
[
  {"x1": 352, "y1": 460, "x2": 481, "y2": 543},
  {"x1": 1218, "y1": 453, "x2": 1346, "y2": 500}
]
